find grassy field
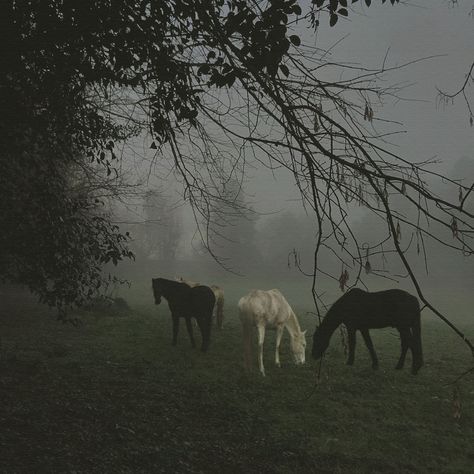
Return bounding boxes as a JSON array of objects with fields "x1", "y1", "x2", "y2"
[{"x1": 0, "y1": 282, "x2": 473, "y2": 473}]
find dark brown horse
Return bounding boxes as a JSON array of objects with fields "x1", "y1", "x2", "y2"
[
  {"x1": 152, "y1": 278, "x2": 215, "y2": 352},
  {"x1": 312, "y1": 288, "x2": 423, "y2": 374}
]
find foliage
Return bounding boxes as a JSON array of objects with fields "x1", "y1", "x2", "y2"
[
  {"x1": 0, "y1": 144, "x2": 133, "y2": 312},
  {"x1": 0, "y1": 0, "x2": 138, "y2": 313},
  {"x1": 310, "y1": 0, "x2": 399, "y2": 27}
]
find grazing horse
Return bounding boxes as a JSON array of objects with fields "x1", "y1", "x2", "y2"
[
  {"x1": 312, "y1": 288, "x2": 423, "y2": 374},
  {"x1": 176, "y1": 277, "x2": 225, "y2": 329},
  {"x1": 238, "y1": 289, "x2": 307, "y2": 376},
  {"x1": 152, "y1": 278, "x2": 215, "y2": 352}
]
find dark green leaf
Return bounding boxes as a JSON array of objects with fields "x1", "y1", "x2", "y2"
[
  {"x1": 280, "y1": 64, "x2": 290, "y2": 77},
  {"x1": 292, "y1": 5, "x2": 302, "y2": 15},
  {"x1": 289, "y1": 35, "x2": 301, "y2": 46}
]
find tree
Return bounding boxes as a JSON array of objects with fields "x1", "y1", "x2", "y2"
[
  {"x1": 141, "y1": 190, "x2": 182, "y2": 263},
  {"x1": 200, "y1": 178, "x2": 261, "y2": 273},
  {"x1": 1, "y1": 0, "x2": 473, "y2": 353},
  {"x1": 0, "y1": 1, "x2": 142, "y2": 314}
]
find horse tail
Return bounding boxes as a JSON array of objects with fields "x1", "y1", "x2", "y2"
[{"x1": 411, "y1": 311, "x2": 423, "y2": 374}]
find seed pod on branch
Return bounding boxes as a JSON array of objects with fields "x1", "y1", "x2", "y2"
[
  {"x1": 338, "y1": 268, "x2": 349, "y2": 291},
  {"x1": 450, "y1": 217, "x2": 459, "y2": 238},
  {"x1": 396, "y1": 221, "x2": 402, "y2": 242}
]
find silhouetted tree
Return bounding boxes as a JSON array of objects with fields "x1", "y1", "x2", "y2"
[
  {"x1": 200, "y1": 179, "x2": 260, "y2": 273},
  {"x1": 141, "y1": 190, "x2": 182, "y2": 263}
]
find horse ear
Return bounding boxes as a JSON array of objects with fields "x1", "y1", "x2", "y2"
[{"x1": 302, "y1": 330, "x2": 307, "y2": 335}]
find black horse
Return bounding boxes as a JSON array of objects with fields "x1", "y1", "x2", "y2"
[
  {"x1": 312, "y1": 288, "x2": 423, "y2": 374},
  {"x1": 152, "y1": 277, "x2": 215, "y2": 352}
]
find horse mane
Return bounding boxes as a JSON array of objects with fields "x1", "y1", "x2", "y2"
[
  {"x1": 313, "y1": 290, "x2": 361, "y2": 346},
  {"x1": 175, "y1": 276, "x2": 200, "y2": 288},
  {"x1": 319, "y1": 291, "x2": 353, "y2": 329}
]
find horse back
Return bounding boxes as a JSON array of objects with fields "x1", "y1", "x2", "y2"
[
  {"x1": 339, "y1": 288, "x2": 420, "y2": 329},
  {"x1": 166, "y1": 284, "x2": 215, "y2": 317},
  {"x1": 190, "y1": 285, "x2": 215, "y2": 312},
  {"x1": 238, "y1": 289, "x2": 292, "y2": 327}
]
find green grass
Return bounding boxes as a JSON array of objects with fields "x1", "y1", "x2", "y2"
[{"x1": 0, "y1": 284, "x2": 473, "y2": 473}]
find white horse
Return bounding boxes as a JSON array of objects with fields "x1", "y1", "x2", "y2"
[
  {"x1": 176, "y1": 277, "x2": 225, "y2": 329},
  {"x1": 238, "y1": 289, "x2": 306, "y2": 376}
]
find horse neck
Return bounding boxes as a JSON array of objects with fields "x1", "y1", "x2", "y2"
[
  {"x1": 159, "y1": 279, "x2": 175, "y2": 299},
  {"x1": 318, "y1": 307, "x2": 343, "y2": 338},
  {"x1": 284, "y1": 311, "x2": 302, "y2": 339}
]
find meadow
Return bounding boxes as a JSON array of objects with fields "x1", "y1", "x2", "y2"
[{"x1": 0, "y1": 280, "x2": 473, "y2": 473}]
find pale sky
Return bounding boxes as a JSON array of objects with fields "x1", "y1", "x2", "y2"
[
  {"x1": 118, "y1": 1, "x2": 474, "y2": 255},
  {"x1": 246, "y1": 1, "x2": 474, "y2": 214}
]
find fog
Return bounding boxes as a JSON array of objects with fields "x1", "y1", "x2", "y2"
[{"x1": 105, "y1": 2, "x2": 473, "y2": 322}]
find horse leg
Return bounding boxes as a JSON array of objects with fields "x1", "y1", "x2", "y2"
[
  {"x1": 395, "y1": 327, "x2": 410, "y2": 370},
  {"x1": 185, "y1": 317, "x2": 196, "y2": 348},
  {"x1": 257, "y1": 325, "x2": 266, "y2": 376},
  {"x1": 202, "y1": 316, "x2": 211, "y2": 352},
  {"x1": 217, "y1": 297, "x2": 224, "y2": 330},
  {"x1": 172, "y1": 315, "x2": 180, "y2": 346},
  {"x1": 361, "y1": 329, "x2": 378, "y2": 370},
  {"x1": 197, "y1": 314, "x2": 211, "y2": 352},
  {"x1": 241, "y1": 321, "x2": 252, "y2": 372},
  {"x1": 346, "y1": 327, "x2": 356, "y2": 366},
  {"x1": 275, "y1": 325, "x2": 284, "y2": 368}
]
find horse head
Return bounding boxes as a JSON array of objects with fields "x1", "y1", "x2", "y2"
[
  {"x1": 151, "y1": 278, "x2": 162, "y2": 304},
  {"x1": 291, "y1": 330, "x2": 307, "y2": 365}
]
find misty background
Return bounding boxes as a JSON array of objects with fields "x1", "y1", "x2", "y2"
[{"x1": 105, "y1": 2, "x2": 473, "y2": 322}]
